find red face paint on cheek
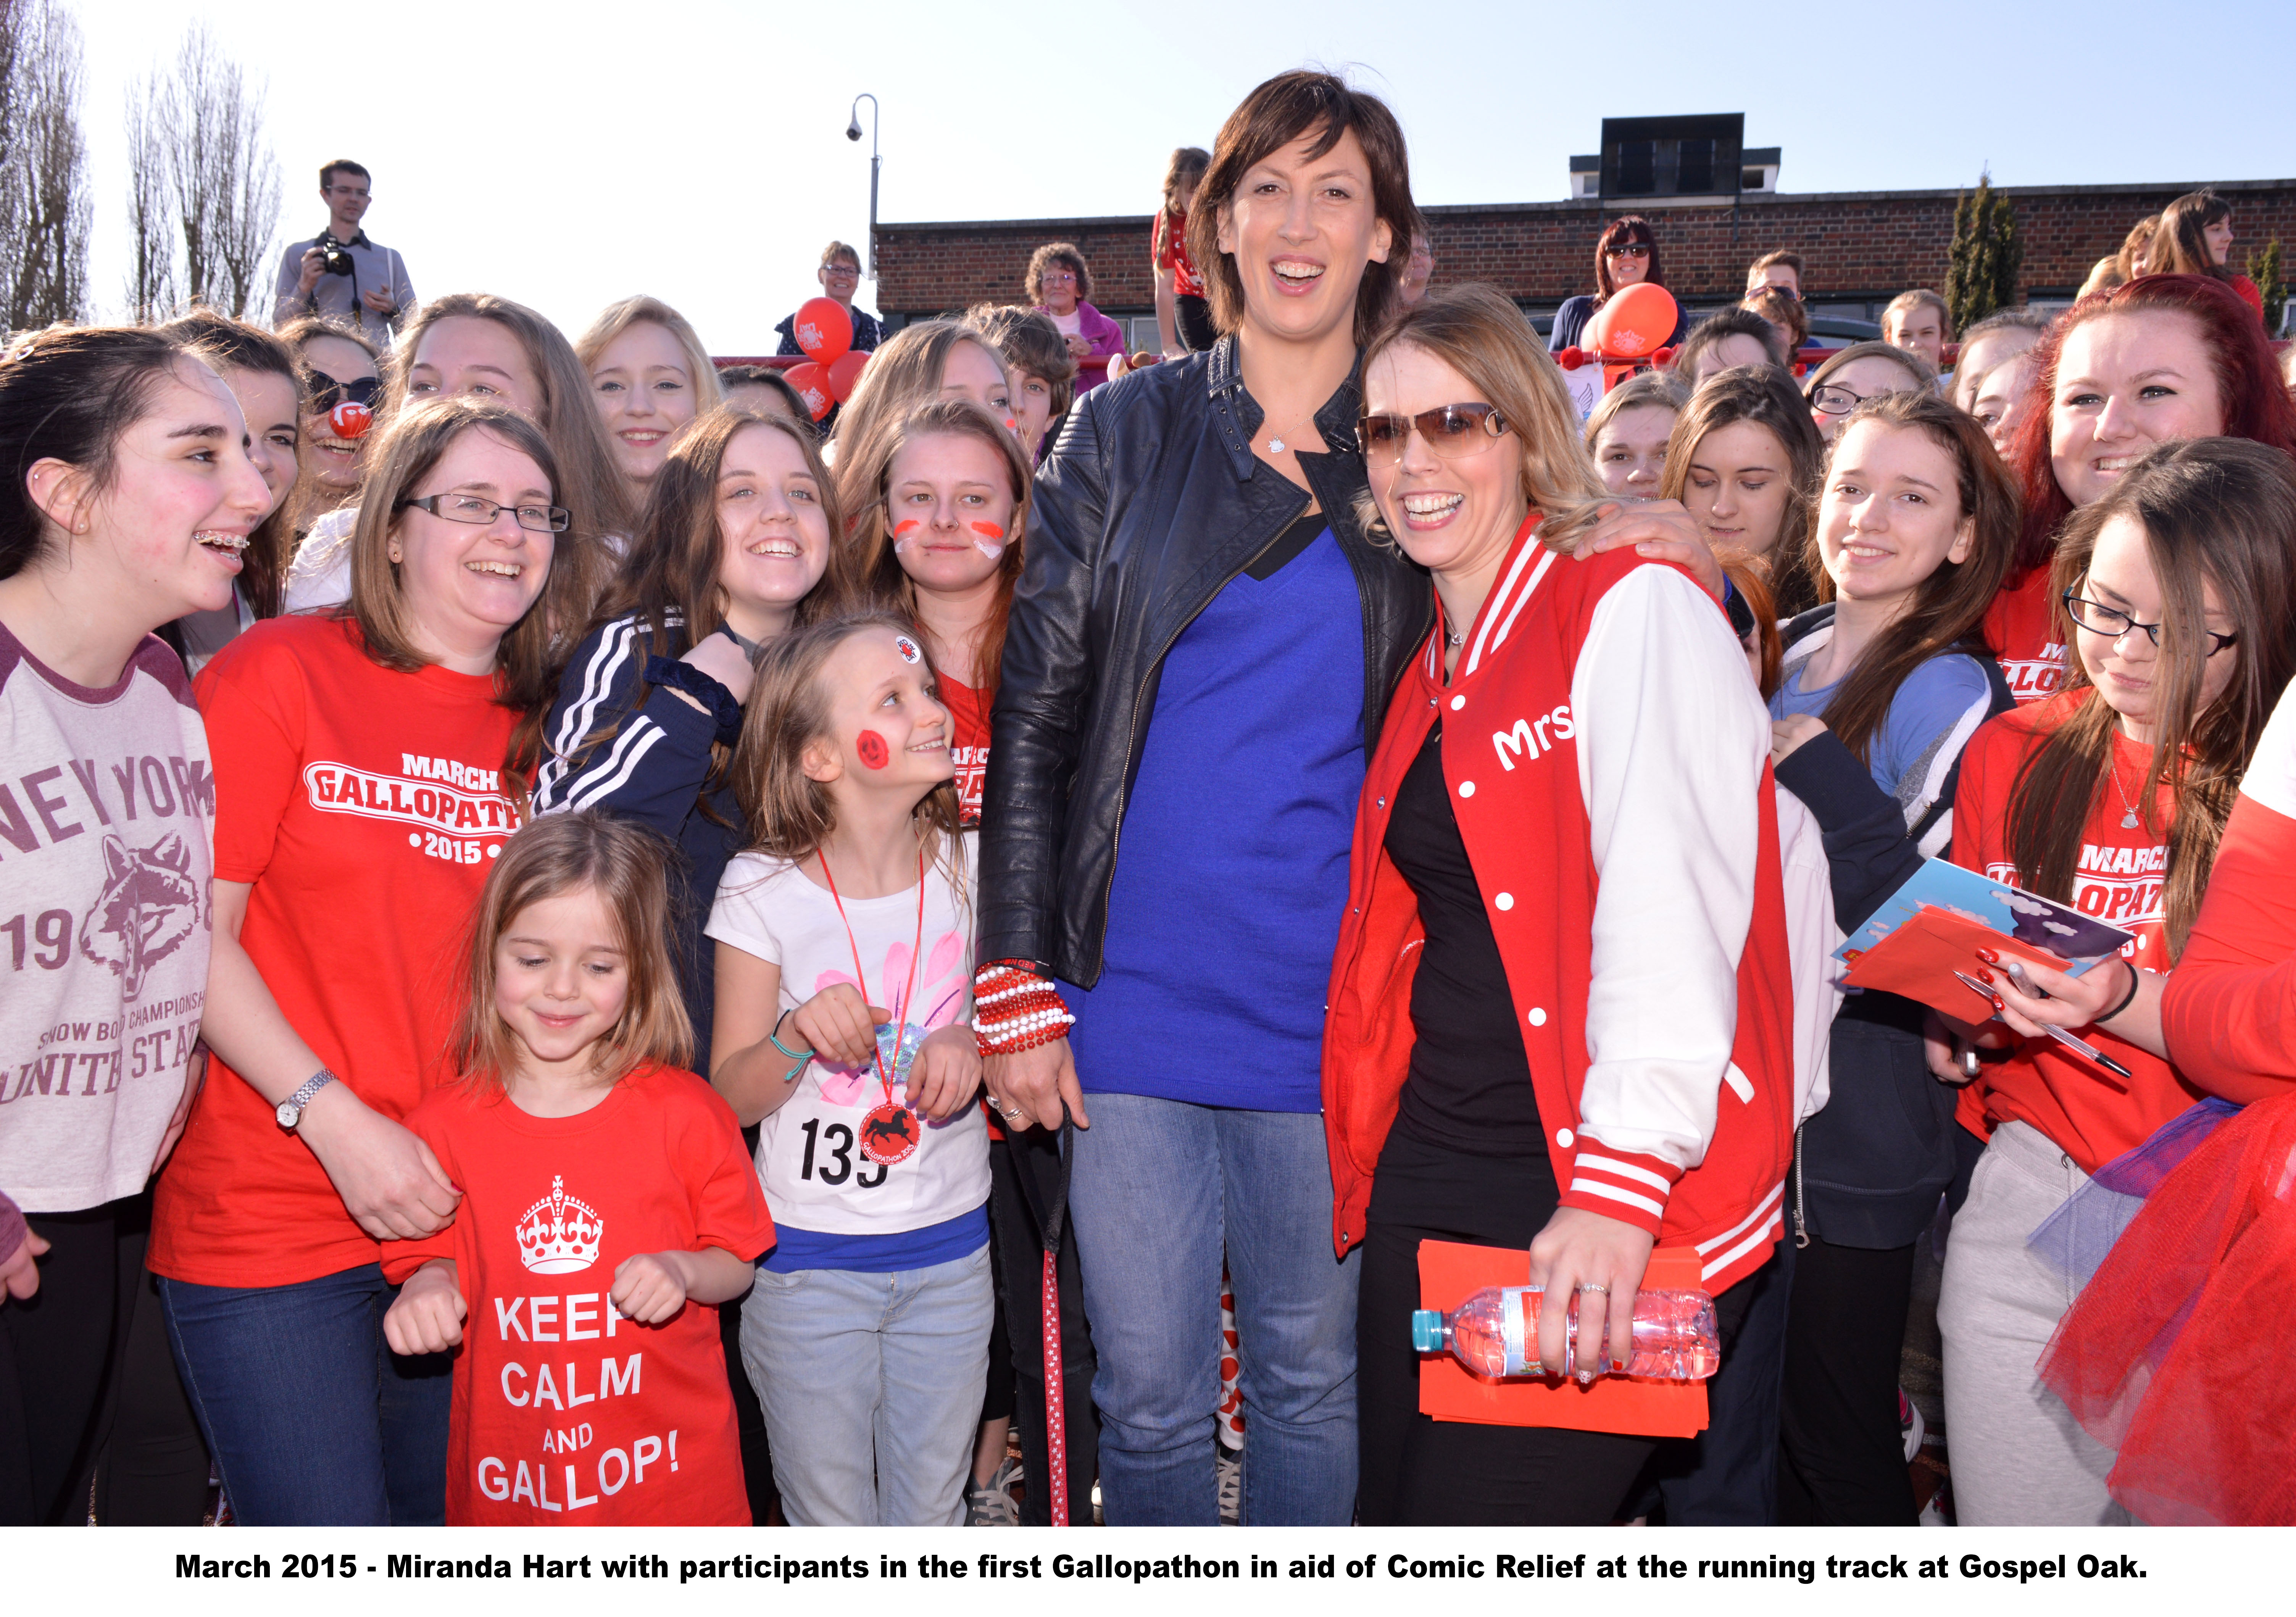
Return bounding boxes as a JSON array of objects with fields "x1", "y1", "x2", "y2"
[
  {"x1": 969, "y1": 521, "x2": 1006, "y2": 541},
  {"x1": 856, "y1": 730, "x2": 890, "y2": 769},
  {"x1": 893, "y1": 519, "x2": 922, "y2": 537}
]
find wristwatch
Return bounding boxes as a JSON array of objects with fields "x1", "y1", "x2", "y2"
[{"x1": 276, "y1": 1067, "x2": 340, "y2": 1130}]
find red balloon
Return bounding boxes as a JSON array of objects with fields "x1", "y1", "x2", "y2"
[
  {"x1": 1584, "y1": 284, "x2": 1678, "y2": 360},
  {"x1": 786, "y1": 362, "x2": 833, "y2": 421},
  {"x1": 827, "y1": 348, "x2": 870, "y2": 404},
  {"x1": 792, "y1": 297, "x2": 853, "y2": 365}
]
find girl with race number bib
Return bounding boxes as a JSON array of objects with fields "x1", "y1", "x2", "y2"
[
  {"x1": 381, "y1": 812, "x2": 774, "y2": 1525},
  {"x1": 1935, "y1": 439, "x2": 2296, "y2": 1524},
  {"x1": 706, "y1": 614, "x2": 990, "y2": 1526}
]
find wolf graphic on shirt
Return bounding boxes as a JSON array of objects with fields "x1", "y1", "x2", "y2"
[{"x1": 77, "y1": 830, "x2": 203, "y2": 1001}]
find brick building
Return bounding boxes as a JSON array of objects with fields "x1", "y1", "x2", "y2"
[{"x1": 873, "y1": 176, "x2": 2294, "y2": 342}]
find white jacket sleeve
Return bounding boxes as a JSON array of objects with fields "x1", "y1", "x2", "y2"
[{"x1": 1569, "y1": 565, "x2": 1770, "y2": 1178}]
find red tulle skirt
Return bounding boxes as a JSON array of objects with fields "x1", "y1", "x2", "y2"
[{"x1": 2038, "y1": 1091, "x2": 2296, "y2": 1524}]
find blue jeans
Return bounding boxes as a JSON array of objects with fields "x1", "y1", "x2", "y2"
[
  {"x1": 157, "y1": 1264, "x2": 450, "y2": 1525},
  {"x1": 739, "y1": 1242, "x2": 993, "y2": 1526},
  {"x1": 1066, "y1": 1094, "x2": 1358, "y2": 1524}
]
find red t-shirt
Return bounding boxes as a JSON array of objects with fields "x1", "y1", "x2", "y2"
[
  {"x1": 1153, "y1": 207, "x2": 1204, "y2": 300},
  {"x1": 940, "y1": 673, "x2": 991, "y2": 828},
  {"x1": 382, "y1": 1064, "x2": 775, "y2": 1525},
  {"x1": 1949, "y1": 692, "x2": 2204, "y2": 1173},
  {"x1": 1983, "y1": 567, "x2": 2068, "y2": 706},
  {"x1": 152, "y1": 615, "x2": 524, "y2": 1288}
]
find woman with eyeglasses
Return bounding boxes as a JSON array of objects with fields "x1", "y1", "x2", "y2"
[
  {"x1": 1329, "y1": 285, "x2": 1799, "y2": 1525},
  {"x1": 1801, "y1": 340, "x2": 1936, "y2": 445},
  {"x1": 150, "y1": 398, "x2": 568, "y2": 1525},
  {"x1": 1026, "y1": 242, "x2": 1126, "y2": 395},
  {"x1": 1984, "y1": 275, "x2": 2296, "y2": 709},
  {"x1": 1928, "y1": 438, "x2": 2296, "y2": 1524},
  {"x1": 1547, "y1": 215, "x2": 1690, "y2": 356}
]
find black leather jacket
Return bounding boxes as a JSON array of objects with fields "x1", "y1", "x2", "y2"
[{"x1": 980, "y1": 335, "x2": 1433, "y2": 985}]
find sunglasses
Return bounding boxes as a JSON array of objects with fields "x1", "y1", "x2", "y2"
[
  {"x1": 1604, "y1": 243, "x2": 1652, "y2": 260},
  {"x1": 1356, "y1": 403, "x2": 1508, "y2": 466},
  {"x1": 302, "y1": 369, "x2": 382, "y2": 414}
]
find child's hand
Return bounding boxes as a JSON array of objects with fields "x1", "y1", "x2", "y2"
[
  {"x1": 905, "y1": 1024, "x2": 983, "y2": 1122},
  {"x1": 384, "y1": 1261, "x2": 466, "y2": 1354},
  {"x1": 611, "y1": 1251, "x2": 694, "y2": 1325},
  {"x1": 790, "y1": 984, "x2": 890, "y2": 1067}
]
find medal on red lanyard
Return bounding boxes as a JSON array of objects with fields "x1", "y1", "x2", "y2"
[{"x1": 818, "y1": 845, "x2": 927, "y2": 1166}]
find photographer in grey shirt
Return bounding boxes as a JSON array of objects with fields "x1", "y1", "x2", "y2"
[{"x1": 272, "y1": 160, "x2": 415, "y2": 341}]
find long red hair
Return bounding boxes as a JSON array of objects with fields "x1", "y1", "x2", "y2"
[{"x1": 2005, "y1": 273, "x2": 2296, "y2": 578}]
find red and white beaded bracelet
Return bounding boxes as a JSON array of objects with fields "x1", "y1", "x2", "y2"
[{"x1": 973, "y1": 959, "x2": 1075, "y2": 1056}]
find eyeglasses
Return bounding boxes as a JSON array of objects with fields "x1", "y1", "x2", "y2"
[
  {"x1": 1039, "y1": 270, "x2": 1078, "y2": 284},
  {"x1": 2062, "y1": 590, "x2": 2238, "y2": 655},
  {"x1": 302, "y1": 369, "x2": 382, "y2": 414},
  {"x1": 1356, "y1": 403, "x2": 1509, "y2": 466},
  {"x1": 1604, "y1": 243, "x2": 1652, "y2": 260},
  {"x1": 823, "y1": 263, "x2": 859, "y2": 277},
  {"x1": 1753, "y1": 284, "x2": 1800, "y2": 301},
  {"x1": 395, "y1": 492, "x2": 570, "y2": 534},
  {"x1": 1809, "y1": 382, "x2": 1879, "y2": 416}
]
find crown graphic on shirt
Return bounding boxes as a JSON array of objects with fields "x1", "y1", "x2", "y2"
[{"x1": 514, "y1": 1175, "x2": 604, "y2": 1274}]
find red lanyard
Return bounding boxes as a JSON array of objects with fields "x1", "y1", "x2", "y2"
[{"x1": 816, "y1": 844, "x2": 927, "y2": 1104}]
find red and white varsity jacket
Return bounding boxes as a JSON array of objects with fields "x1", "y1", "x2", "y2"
[{"x1": 1322, "y1": 518, "x2": 1798, "y2": 1293}]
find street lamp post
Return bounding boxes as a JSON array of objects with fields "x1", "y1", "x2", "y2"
[{"x1": 846, "y1": 94, "x2": 880, "y2": 280}]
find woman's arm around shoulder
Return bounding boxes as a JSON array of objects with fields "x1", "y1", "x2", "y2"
[{"x1": 532, "y1": 617, "x2": 722, "y2": 833}]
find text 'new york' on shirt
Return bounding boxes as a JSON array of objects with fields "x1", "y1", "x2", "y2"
[
  {"x1": 150, "y1": 613, "x2": 524, "y2": 1290},
  {"x1": 703, "y1": 837, "x2": 987, "y2": 1272},
  {"x1": 383, "y1": 1063, "x2": 776, "y2": 1525},
  {"x1": 0, "y1": 621, "x2": 214, "y2": 1214}
]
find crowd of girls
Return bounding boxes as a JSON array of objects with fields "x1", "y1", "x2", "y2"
[{"x1": 6, "y1": 66, "x2": 2296, "y2": 1532}]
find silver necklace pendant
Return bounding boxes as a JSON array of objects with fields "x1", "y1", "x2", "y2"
[
  {"x1": 1267, "y1": 436, "x2": 1286, "y2": 454},
  {"x1": 2122, "y1": 808, "x2": 2141, "y2": 830}
]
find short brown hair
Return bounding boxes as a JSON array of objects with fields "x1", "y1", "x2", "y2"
[
  {"x1": 1674, "y1": 307, "x2": 1790, "y2": 376},
  {"x1": 1743, "y1": 285, "x2": 1809, "y2": 355},
  {"x1": 319, "y1": 159, "x2": 370, "y2": 190},
  {"x1": 965, "y1": 303, "x2": 1078, "y2": 418},
  {"x1": 1024, "y1": 242, "x2": 1093, "y2": 306},
  {"x1": 1187, "y1": 71, "x2": 1422, "y2": 347},
  {"x1": 1747, "y1": 249, "x2": 1804, "y2": 289},
  {"x1": 820, "y1": 241, "x2": 862, "y2": 270},
  {"x1": 450, "y1": 810, "x2": 693, "y2": 1090}
]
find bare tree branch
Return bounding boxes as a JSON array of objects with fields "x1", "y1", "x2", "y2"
[
  {"x1": 153, "y1": 24, "x2": 279, "y2": 320},
  {"x1": 124, "y1": 74, "x2": 177, "y2": 322},
  {"x1": 0, "y1": 0, "x2": 92, "y2": 329}
]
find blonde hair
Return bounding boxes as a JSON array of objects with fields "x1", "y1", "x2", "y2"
[
  {"x1": 450, "y1": 811, "x2": 693, "y2": 1091},
  {"x1": 1355, "y1": 284, "x2": 1608, "y2": 551},
  {"x1": 1583, "y1": 369, "x2": 1688, "y2": 451},
  {"x1": 1882, "y1": 288, "x2": 1953, "y2": 342},
  {"x1": 830, "y1": 319, "x2": 1011, "y2": 461},
  {"x1": 574, "y1": 295, "x2": 724, "y2": 416},
  {"x1": 347, "y1": 397, "x2": 565, "y2": 798},
  {"x1": 728, "y1": 612, "x2": 966, "y2": 890}
]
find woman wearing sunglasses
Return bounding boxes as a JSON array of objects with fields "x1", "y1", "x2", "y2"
[
  {"x1": 1547, "y1": 215, "x2": 1689, "y2": 356},
  {"x1": 1931, "y1": 439, "x2": 2296, "y2": 1523},
  {"x1": 277, "y1": 317, "x2": 382, "y2": 530},
  {"x1": 1329, "y1": 285, "x2": 1799, "y2": 1524},
  {"x1": 149, "y1": 398, "x2": 566, "y2": 1525}
]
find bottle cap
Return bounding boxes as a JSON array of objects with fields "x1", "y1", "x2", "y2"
[{"x1": 1410, "y1": 1309, "x2": 1443, "y2": 1353}]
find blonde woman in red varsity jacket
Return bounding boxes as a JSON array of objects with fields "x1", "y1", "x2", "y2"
[{"x1": 1325, "y1": 287, "x2": 1799, "y2": 1525}]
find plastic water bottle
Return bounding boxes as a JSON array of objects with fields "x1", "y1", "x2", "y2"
[{"x1": 1411, "y1": 1285, "x2": 1720, "y2": 1380}]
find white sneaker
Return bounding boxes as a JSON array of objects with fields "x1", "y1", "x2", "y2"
[{"x1": 964, "y1": 1455, "x2": 1022, "y2": 1526}]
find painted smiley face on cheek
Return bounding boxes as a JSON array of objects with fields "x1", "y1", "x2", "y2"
[{"x1": 856, "y1": 730, "x2": 890, "y2": 769}]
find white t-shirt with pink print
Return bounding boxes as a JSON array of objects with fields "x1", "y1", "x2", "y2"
[{"x1": 705, "y1": 835, "x2": 985, "y2": 1246}]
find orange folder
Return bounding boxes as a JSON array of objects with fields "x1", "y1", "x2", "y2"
[
  {"x1": 1840, "y1": 902, "x2": 2070, "y2": 1022},
  {"x1": 1416, "y1": 1239, "x2": 1709, "y2": 1438}
]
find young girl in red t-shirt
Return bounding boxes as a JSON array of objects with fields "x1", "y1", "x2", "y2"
[
  {"x1": 1938, "y1": 439, "x2": 2296, "y2": 1525},
  {"x1": 382, "y1": 811, "x2": 776, "y2": 1525}
]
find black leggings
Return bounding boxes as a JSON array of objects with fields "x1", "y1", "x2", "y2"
[
  {"x1": 1775, "y1": 1235, "x2": 1919, "y2": 1525},
  {"x1": 1175, "y1": 295, "x2": 1215, "y2": 353},
  {"x1": 1, "y1": 1197, "x2": 141, "y2": 1523},
  {"x1": 94, "y1": 1196, "x2": 210, "y2": 1523}
]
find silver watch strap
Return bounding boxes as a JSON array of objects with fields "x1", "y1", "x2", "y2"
[{"x1": 287, "y1": 1067, "x2": 338, "y2": 1113}]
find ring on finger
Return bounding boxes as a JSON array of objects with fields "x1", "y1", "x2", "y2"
[{"x1": 1576, "y1": 1282, "x2": 1610, "y2": 1295}]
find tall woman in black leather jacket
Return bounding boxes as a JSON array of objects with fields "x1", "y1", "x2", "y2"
[{"x1": 974, "y1": 71, "x2": 1427, "y2": 1525}]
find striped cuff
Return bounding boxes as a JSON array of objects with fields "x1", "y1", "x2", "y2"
[{"x1": 1559, "y1": 1146, "x2": 1681, "y2": 1237}]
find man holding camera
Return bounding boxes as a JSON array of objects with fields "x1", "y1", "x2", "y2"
[{"x1": 272, "y1": 159, "x2": 416, "y2": 340}]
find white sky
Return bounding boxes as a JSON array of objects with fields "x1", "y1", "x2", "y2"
[{"x1": 76, "y1": 0, "x2": 2294, "y2": 355}]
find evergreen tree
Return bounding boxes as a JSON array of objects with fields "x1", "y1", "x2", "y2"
[
  {"x1": 1946, "y1": 172, "x2": 2022, "y2": 332},
  {"x1": 2246, "y1": 239, "x2": 2284, "y2": 335}
]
